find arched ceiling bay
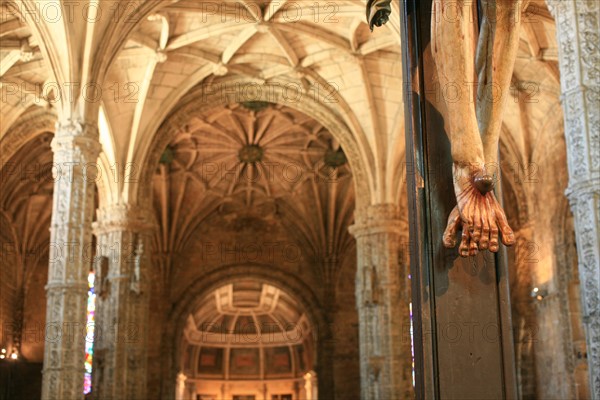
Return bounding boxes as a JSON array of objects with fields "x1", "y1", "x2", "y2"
[
  {"x1": 181, "y1": 279, "x2": 315, "y2": 380},
  {"x1": 0, "y1": 132, "x2": 54, "y2": 339},
  {"x1": 0, "y1": 3, "x2": 50, "y2": 138},
  {"x1": 152, "y1": 103, "x2": 354, "y2": 287},
  {"x1": 103, "y1": 0, "x2": 404, "y2": 205}
]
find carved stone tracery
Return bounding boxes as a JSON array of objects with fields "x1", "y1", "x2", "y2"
[
  {"x1": 350, "y1": 204, "x2": 413, "y2": 400},
  {"x1": 547, "y1": 1, "x2": 600, "y2": 398},
  {"x1": 91, "y1": 204, "x2": 156, "y2": 400},
  {"x1": 41, "y1": 120, "x2": 101, "y2": 400}
]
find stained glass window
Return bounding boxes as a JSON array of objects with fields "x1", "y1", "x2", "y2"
[{"x1": 84, "y1": 271, "x2": 96, "y2": 395}]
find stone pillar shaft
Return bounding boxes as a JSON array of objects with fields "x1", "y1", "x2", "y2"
[
  {"x1": 42, "y1": 121, "x2": 101, "y2": 400},
  {"x1": 175, "y1": 373, "x2": 186, "y2": 400},
  {"x1": 350, "y1": 204, "x2": 413, "y2": 400},
  {"x1": 316, "y1": 337, "x2": 335, "y2": 400},
  {"x1": 548, "y1": 1, "x2": 600, "y2": 398},
  {"x1": 318, "y1": 257, "x2": 337, "y2": 399},
  {"x1": 91, "y1": 205, "x2": 154, "y2": 400}
]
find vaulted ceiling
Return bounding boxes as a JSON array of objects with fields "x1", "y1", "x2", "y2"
[
  {"x1": 181, "y1": 280, "x2": 315, "y2": 380},
  {"x1": 0, "y1": 0, "x2": 561, "y2": 211},
  {"x1": 0, "y1": 132, "x2": 53, "y2": 353},
  {"x1": 104, "y1": 0, "x2": 405, "y2": 207},
  {"x1": 185, "y1": 280, "x2": 311, "y2": 344},
  {"x1": 1, "y1": 0, "x2": 405, "y2": 208},
  {"x1": 0, "y1": 0, "x2": 565, "y2": 263},
  {"x1": 152, "y1": 103, "x2": 355, "y2": 288},
  {"x1": 0, "y1": 3, "x2": 51, "y2": 135}
]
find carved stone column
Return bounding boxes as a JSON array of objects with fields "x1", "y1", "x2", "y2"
[
  {"x1": 303, "y1": 370, "x2": 318, "y2": 400},
  {"x1": 547, "y1": 2, "x2": 600, "y2": 398},
  {"x1": 349, "y1": 204, "x2": 413, "y2": 400},
  {"x1": 316, "y1": 336, "x2": 336, "y2": 400},
  {"x1": 175, "y1": 372, "x2": 186, "y2": 400},
  {"x1": 91, "y1": 205, "x2": 155, "y2": 399},
  {"x1": 41, "y1": 121, "x2": 101, "y2": 400},
  {"x1": 183, "y1": 381, "x2": 196, "y2": 400}
]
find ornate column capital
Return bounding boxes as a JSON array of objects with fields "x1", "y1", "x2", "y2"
[
  {"x1": 55, "y1": 119, "x2": 98, "y2": 136},
  {"x1": 349, "y1": 203, "x2": 408, "y2": 238},
  {"x1": 51, "y1": 120, "x2": 102, "y2": 162},
  {"x1": 565, "y1": 175, "x2": 600, "y2": 204},
  {"x1": 92, "y1": 203, "x2": 155, "y2": 399},
  {"x1": 93, "y1": 204, "x2": 157, "y2": 235},
  {"x1": 545, "y1": 0, "x2": 565, "y2": 16}
]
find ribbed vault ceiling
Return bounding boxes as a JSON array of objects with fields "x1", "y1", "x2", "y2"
[
  {"x1": 152, "y1": 103, "x2": 355, "y2": 286},
  {"x1": 182, "y1": 280, "x2": 314, "y2": 380},
  {"x1": 0, "y1": 0, "x2": 561, "y2": 208}
]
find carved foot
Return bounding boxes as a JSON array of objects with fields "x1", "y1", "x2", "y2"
[{"x1": 444, "y1": 169, "x2": 515, "y2": 257}]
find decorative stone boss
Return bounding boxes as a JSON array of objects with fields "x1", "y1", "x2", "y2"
[{"x1": 368, "y1": 0, "x2": 531, "y2": 257}]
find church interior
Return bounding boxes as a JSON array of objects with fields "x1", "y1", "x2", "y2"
[{"x1": 0, "y1": 0, "x2": 598, "y2": 399}]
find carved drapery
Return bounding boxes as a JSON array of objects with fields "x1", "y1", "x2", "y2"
[
  {"x1": 91, "y1": 204, "x2": 155, "y2": 400},
  {"x1": 350, "y1": 204, "x2": 412, "y2": 400},
  {"x1": 41, "y1": 121, "x2": 101, "y2": 400},
  {"x1": 547, "y1": 1, "x2": 600, "y2": 398}
]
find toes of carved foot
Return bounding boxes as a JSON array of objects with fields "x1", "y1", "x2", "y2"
[
  {"x1": 468, "y1": 241, "x2": 478, "y2": 256},
  {"x1": 502, "y1": 232, "x2": 516, "y2": 246},
  {"x1": 459, "y1": 241, "x2": 470, "y2": 257},
  {"x1": 443, "y1": 236, "x2": 457, "y2": 248}
]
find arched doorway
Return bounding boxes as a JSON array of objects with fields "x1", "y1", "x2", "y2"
[
  {"x1": 176, "y1": 279, "x2": 317, "y2": 400},
  {"x1": 147, "y1": 100, "x2": 360, "y2": 399}
]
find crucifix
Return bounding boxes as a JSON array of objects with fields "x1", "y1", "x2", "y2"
[
  {"x1": 368, "y1": 0, "x2": 529, "y2": 398},
  {"x1": 369, "y1": 0, "x2": 528, "y2": 257}
]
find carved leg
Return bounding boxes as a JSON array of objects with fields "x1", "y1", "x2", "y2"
[
  {"x1": 476, "y1": 0, "x2": 528, "y2": 165},
  {"x1": 432, "y1": 0, "x2": 517, "y2": 255},
  {"x1": 474, "y1": 0, "x2": 526, "y2": 246},
  {"x1": 431, "y1": 0, "x2": 484, "y2": 171}
]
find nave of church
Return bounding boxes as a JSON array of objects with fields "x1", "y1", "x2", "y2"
[{"x1": 0, "y1": 1, "x2": 598, "y2": 399}]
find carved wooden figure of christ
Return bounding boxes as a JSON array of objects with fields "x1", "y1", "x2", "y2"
[{"x1": 368, "y1": 0, "x2": 529, "y2": 257}]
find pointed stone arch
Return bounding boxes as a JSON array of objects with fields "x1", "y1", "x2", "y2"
[
  {"x1": 133, "y1": 80, "x2": 374, "y2": 212},
  {"x1": 0, "y1": 107, "x2": 57, "y2": 168},
  {"x1": 159, "y1": 263, "x2": 331, "y2": 400}
]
